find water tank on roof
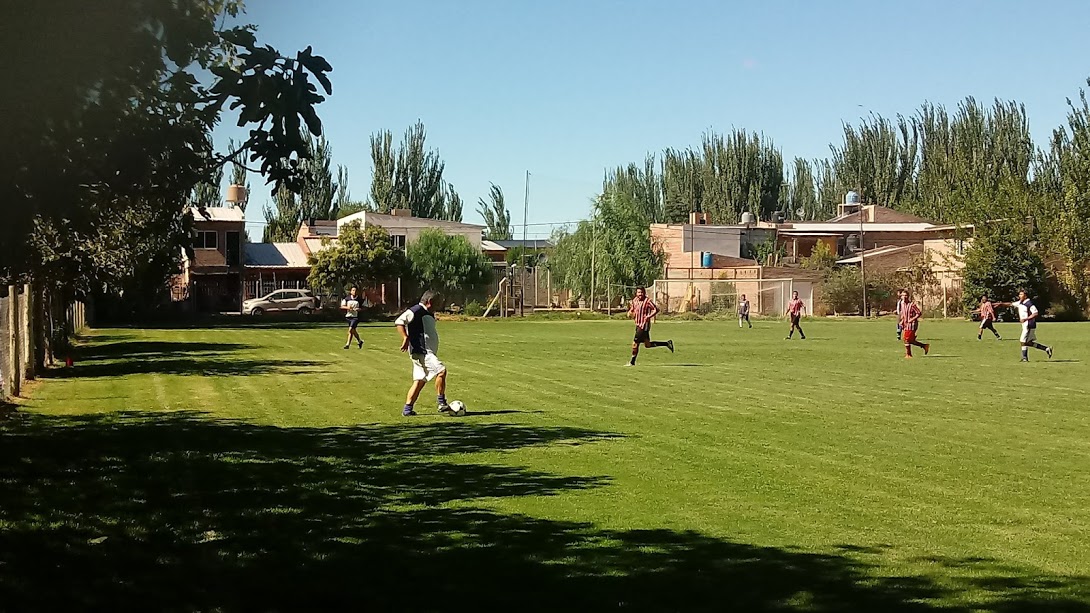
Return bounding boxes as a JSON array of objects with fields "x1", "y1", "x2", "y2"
[
  {"x1": 701, "y1": 252, "x2": 714, "y2": 268},
  {"x1": 741, "y1": 211, "x2": 757, "y2": 225},
  {"x1": 845, "y1": 191, "x2": 860, "y2": 204}
]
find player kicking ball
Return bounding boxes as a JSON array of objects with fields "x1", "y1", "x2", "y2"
[
  {"x1": 395, "y1": 290, "x2": 454, "y2": 416},
  {"x1": 900, "y1": 290, "x2": 930, "y2": 358},
  {"x1": 626, "y1": 286, "x2": 673, "y2": 366},
  {"x1": 994, "y1": 290, "x2": 1052, "y2": 362}
]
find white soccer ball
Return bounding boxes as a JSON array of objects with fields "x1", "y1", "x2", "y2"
[{"x1": 449, "y1": 400, "x2": 467, "y2": 417}]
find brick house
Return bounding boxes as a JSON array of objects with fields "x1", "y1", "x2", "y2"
[{"x1": 176, "y1": 206, "x2": 245, "y2": 312}]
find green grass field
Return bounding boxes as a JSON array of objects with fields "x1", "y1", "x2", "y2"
[{"x1": 3, "y1": 317, "x2": 1090, "y2": 611}]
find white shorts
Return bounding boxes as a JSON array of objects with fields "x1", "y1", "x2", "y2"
[
  {"x1": 411, "y1": 353, "x2": 446, "y2": 382},
  {"x1": 1020, "y1": 327, "x2": 1037, "y2": 344}
]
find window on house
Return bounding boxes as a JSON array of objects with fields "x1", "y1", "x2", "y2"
[
  {"x1": 391, "y1": 234, "x2": 407, "y2": 250},
  {"x1": 195, "y1": 231, "x2": 218, "y2": 249},
  {"x1": 955, "y1": 239, "x2": 966, "y2": 256}
]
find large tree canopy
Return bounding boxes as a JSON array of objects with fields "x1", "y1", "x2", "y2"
[
  {"x1": 307, "y1": 222, "x2": 404, "y2": 295},
  {"x1": 3, "y1": 0, "x2": 333, "y2": 294}
]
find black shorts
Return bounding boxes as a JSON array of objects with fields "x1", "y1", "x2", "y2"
[
  {"x1": 634, "y1": 324, "x2": 651, "y2": 344},
  {"x1": 347, "y1": 317, "x2": 359, "y2": 329},
  {"x1": 790, "y1": 314, "x2": 801, "y2": 326}
]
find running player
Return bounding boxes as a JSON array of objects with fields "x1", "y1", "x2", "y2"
[
  {"x1": 994, "y1": 290, "x2": 1052, "y2": 362},
  {"x1": 395, "y1": 290, "x2": 453, "y2": 416},
  {"x1": 900, "y1": 290, "x2": 930, "y2": 358},
  {"x1": 977, "y1": 293, "x2": 1001, "y2": 340},
  {"x1": 341, "y1": 286, "x2": 366, "y2": 349},
  {"x1": 738, "y1": 294, "x2": 752, "y2": 328},
  {"x1": 785, "y1": 291, "x2": 806, "y2": 340},
  {"x1": 626, "y1": 286, "x2": 673, "y2": 366}
]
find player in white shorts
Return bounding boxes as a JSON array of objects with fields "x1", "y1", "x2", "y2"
[
  {"x1": 395, "y1": 290, "x2": 453, "y2": 416},
  {"x1": 995, "y1": 290, "x2": 1053, "y2": 362}
]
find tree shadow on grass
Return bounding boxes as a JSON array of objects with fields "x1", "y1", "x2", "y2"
[
  {"x1": 75, "y1": 340, "x2": 253, "y2": 362},
  {"x1": 43, "y1": 357, "x2": 326, "y2": 379},
  {"x1": 0, "y1": 412, "x2": 1087, "y2": 612}
]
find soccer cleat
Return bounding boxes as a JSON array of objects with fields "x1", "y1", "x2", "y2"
[
  {"x1": 1046, "y1": 346, "x2": 1054, "y2": 359},
  {"x1": 667, "y1": 340, "x2": 675, "y2": 353},
  {"x1": 358, "y1": 340, "x2": 364, "y2": 349},
  {"x1": 402, "y1": 408, "x2": 418, "y2": 417},
  {"x1": 624, "y1": 362, "x2": 635, "y2": 367},
  {"x1": 904, "y1": 355, "x2": 913, "y2": 359},
  {"x1": 977, "y1": 335, "x2": 982, "y2": 340},
  {"x1": 1020, "y1": 358, "x2": 1029, "y2": 363},
  {"x1": 923, "y1": 344, "x2": 930, "y2": 355},
  {"x1": 996, "y1": 336, "x2": 1002, "y2": 341},
  {"x1": 343, "y1": 344, "x2": 350, "y2": 350},
  {"x1": 438, "y1": 403, "x2": 453, "y2": 414}
]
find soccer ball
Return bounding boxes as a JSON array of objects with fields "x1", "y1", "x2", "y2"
[{"x1": 449, "y1": 400, "x2": 467, "y2": 417}]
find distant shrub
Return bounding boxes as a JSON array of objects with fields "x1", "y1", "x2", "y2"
[{"x1": 464, "y1": 300, "x2": 484, "y2": 317}]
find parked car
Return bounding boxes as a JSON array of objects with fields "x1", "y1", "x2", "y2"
[{"x1": 243, "y1": 289, "x2": 319, "y2": 316}]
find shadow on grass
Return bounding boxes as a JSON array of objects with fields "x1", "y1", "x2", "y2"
[
  {"x1": 1, "y1": 412, "x2": 1087, "y2": 611},
  {"x1": 42, "y1": 338, "x2": 326, "y2": 379},
  {"x1": 44, "y1": 357, "x2": 326, "y2": 379},
  {"x1": 75, "y1": 340, "x2": 253, "y2": 362}
]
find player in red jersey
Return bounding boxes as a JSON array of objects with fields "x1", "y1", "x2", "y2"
[
  {"x1": 900, "y1": 290, "x2": 930, "y2": 358},
  {"x1": 977, "y1": 294, "x2": 1001, "y2": 340},
  {"x1": 785, "y1": 291, "x2": 806, "y2": 340},
  {"x1": 626, "y1": 286, "x2": 674, "y2": 366}
]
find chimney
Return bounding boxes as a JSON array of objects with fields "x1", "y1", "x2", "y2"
[
  {"x1": 391, "y1": 209, "x2": 411, "y2": 218},
  {"x1": 689, "y1": 211, "x2": 709, "y2": 225}
]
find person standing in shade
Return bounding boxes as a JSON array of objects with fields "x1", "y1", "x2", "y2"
[
  {"x1": 977, "y1": 293, "x2": 1001, "y2": 341},
  {"x1": 994, "y1": 290, "x2": 1053, "y2": 362},
  {"x1": 395, "y1": 290, "x2": 453, "y2": 416},
  {"x1": 626, "y1": 286, "x2": 674, "y2": 366},
  {"x1": 785, "y1": 291, "x2": 806, "y2": 340},
  {"x1": 900, "y1": 290, "x2": 930, "y2": 358},
  {"x1": 738, "y1": 294, "x2": 752, "y2": 328},
  {"x1": 341, "y1": 286, "x2": 367, "y2": 349}
]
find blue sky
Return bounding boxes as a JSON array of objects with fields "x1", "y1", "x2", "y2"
[{"x1": 214, "y1": 0, "x2": 1090, "y2": 239}]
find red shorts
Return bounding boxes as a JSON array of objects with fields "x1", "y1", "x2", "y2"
[{"x1": 903, "y1": 330, "x2": 917, "y2": 344}]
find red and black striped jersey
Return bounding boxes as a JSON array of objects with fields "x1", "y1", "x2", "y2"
[{"x1": 629, "y1": 297, "x2": 658, "y2": 328}]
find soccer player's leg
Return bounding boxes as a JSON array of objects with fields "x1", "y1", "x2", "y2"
[
  {"x1": 631, "y1": 327, "x2": 649, "y2": 365},
  {"x1": 1024, "y1": 329, "x2": 1052, "y2": 359},
  {"x1": 904, "y1": 329, "x2": 916, "y2": 358},
  {"x1": 428, "y1": 355, "x2": 452, "y2": 413},
  {"x1": 403, "y1": 356, "x2": 428, "y2": 416}
]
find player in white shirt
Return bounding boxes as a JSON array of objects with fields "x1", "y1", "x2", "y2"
[
  {"x1": 395, "y1": 290, "x2": 452, "y2": 417},
  {"x1": 340, "y1": 286, "x2": 369, "y2": 349},
  {"x1": 994, "y1": 290, "x2": 1052, "y2": 362}
]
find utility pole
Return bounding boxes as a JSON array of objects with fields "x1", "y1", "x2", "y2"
[
  {"x1": 590, "y1": 221, "x2": 596, "y2": 311},
  {"x1": 521, "y1": 170, "x2": 530, "y2": 317},
  {"x1": 859, "y1": 199, "x2": 867, "y2": 317}
]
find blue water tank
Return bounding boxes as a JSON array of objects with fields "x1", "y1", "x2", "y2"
[
  {"x1": 846, "y1": 190, "x2": 860, "y2": 204},
  {"x1": 701, "y1": 252, "x2": 714, "y2": 268}
]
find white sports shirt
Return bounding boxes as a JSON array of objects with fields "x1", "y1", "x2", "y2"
[{"x1": 1013, "y1": 298, "x2": 1038, "y2": 329}]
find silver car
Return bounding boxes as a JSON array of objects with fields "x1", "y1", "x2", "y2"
[{"x1": 243, "y1": 289, "x2": 319, "y2": 316}]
